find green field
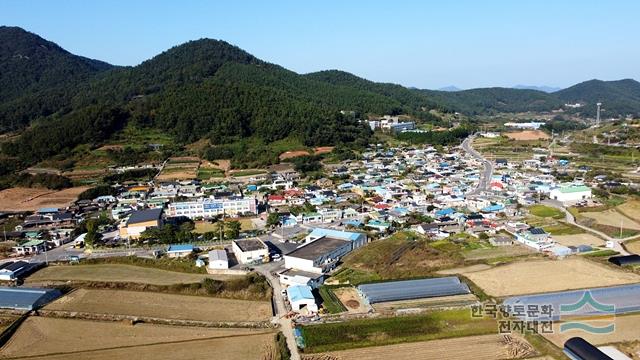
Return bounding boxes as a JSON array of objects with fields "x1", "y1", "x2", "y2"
[
  {"x1": 197, "y1": 168, "x2": 225, "y2": 180},
  {"x1": 318, "y1": 286, "x2": 346, "y2": 314},
  {"x1": 301, "y1": 309, "x2": 496, "y2": 353},
  {"x1": 528, "y1": 205, "x2": 564, "y2": 219},
  {"x1": 231, "y1": 169, "x2": 268, "y2": 177}
]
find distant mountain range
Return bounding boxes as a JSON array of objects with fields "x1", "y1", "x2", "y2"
[
  {"x1": 1, "y1": 26, "x2": 640, "y2": 167},
  {"x1": 513, "y1": 85, "x2": 562, "y2": 93}
]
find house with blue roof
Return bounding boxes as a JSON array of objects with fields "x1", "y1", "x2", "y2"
[
  {"x1": 286, "y1": 285, "x2": 318, "y2": 313},
  {"x1": 166, "y1": 244, "x2": 194, "y2": 258}
]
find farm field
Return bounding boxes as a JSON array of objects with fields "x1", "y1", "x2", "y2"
[
  {"x1": 582, "y1": 209, "x2": 640, "y2": 230},
  {"x1": 543, "y1": 314, "x2": 640, "y2": 348},
  {"x1": 436, "y1": 264, "x2": 492, "y2": 275},
  {"x1": 301, "y1": 309, "x2": 496, "y2": 353},
  {"x1": 0, "y1": 186, "x2": 90, "y2": 212},
  {"x1": 26, "y1": 264, "x2": 226, "y2": 285},
  {"x1": 626, "y1": 240, "x2": 640, "y2": 254},
  {"x1": 156, "y1": 157, "x2": 200, "y2": 181},
  {"x1": 462, "y1": 244, "x2": 535, "y2": 261},
  {"x1": 45, "y1": 289, "x2": 271, "y2": 322},
  {"x1": 302, "y1": 334, "x2": 536, "y2": 360},
  {"x1": 0, "y1": 317, "x2": 274, "y2": 359},
  {"x1": 553, "y1": 233, "x2": 605, "y2": 247},
  {"x1": 615, "y1": 199, "x2": 640, "y2": 219},
  {"x1": 465, "y1": 258, "x2": 640, "y2": 297},
  {"x1": 504, "y1": 130, "x2": 550, "y2": 140}
]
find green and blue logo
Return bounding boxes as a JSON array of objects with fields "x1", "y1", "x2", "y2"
[{"x1": 559, "y1": 291, "x2": 615, "y2": 334}]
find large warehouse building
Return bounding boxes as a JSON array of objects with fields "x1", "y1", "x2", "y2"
[
  {"x1": 284, "y1": 228, "x2": 367, "y2": 274},
  {"x1": 549, "y1": 184, "x2": 592, "y2": 204},
  {"x1": 357, "y1": 277, "x2": 471, "y2": 304}
]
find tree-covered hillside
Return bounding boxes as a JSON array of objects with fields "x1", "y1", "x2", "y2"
[
  {"x1": 0, "y1": 26, "x2": 114, "y2": 131},
  {"x1": 555, "y1": 79, "x2": 640, "y2": 118}
]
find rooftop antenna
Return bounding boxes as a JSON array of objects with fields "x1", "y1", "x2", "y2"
[{"x1": 596, "y1": 103, "x2": 602, "y2": 126}]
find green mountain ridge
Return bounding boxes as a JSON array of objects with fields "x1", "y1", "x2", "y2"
[{"x1": 1, "y1": 27, "x2": 640, "y2": 170}]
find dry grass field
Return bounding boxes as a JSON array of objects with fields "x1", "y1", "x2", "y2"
[
  {"x1": 626, "y1": 240, "x2": 640, "y2": 254},
  {"x1": 544, "y1": 314, "x2": 640, "y2": 347},
  {"x1": 303, "y1": 334, "x2": 536, "y2": 360},
  {"x1": 156, "y1": 157, "x2": 200, "y2": 181},
  {"x1": 436, "y1": 264, "x2": 492, "y2": 275},
  {"x1": 504, "y1": 130, "x2": 550, "y2": 140},
  {"x1": 0, "y1": 317, "x2": 274, "y2": 360},
  {"x1": 465, "y1": 258, "x2": 640, "y2": 297},
  {"x1": 553, "y1": 233, "x2": 605, "y2": 247},
  {"x1": 582, "y1": 209, "x2": 640, "y2": 230},
  {"x1": 45, "y1": 289, "x2": 271, "y2": 322},
  {"x1": 616, "y1": 200, "x2": 640, "y2": 219},
  {"x1": 462, "y1": 244, "x2": 536, "y2": 261},
  {"x1": 0, "y1": 186, "x2": 90, "y2": 212},
  {"x1": 26, "y1": 264, "x2": 228, "y2": 285}
]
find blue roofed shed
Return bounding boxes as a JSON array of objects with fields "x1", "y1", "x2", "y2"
[
  {"x1": 0, "y1": 287, "x2": 62, "y2": 310},
  {"x1": 286, "y1": 285, "x2": 318, "y2": 312},
  {"x1": 166, "y1": 244, "x2": 194, "y2": 258}
]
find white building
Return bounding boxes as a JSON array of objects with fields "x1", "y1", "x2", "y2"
[
  {"x1": 167, "y1": 197, "x2": 257, "y2": 219},
  {"x1": 208, "y1": 250, "x2": 229, "y2": 270},
  {"x1": 549, "y1": 184, "x2": 592, "y2": 204},
  {"x1": 232, "y1": 239, "x2": 269, "y2": 265},
  {"x1": 286, "y1": 285, "x2": 318, "y2": 313}
]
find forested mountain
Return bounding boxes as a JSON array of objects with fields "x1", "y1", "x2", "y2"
[
  {"x1": 555, "y1": 79, "x2": 640, "y2": 118},
  {"x1": 420, "y1": 87, "x2": 563, "y2": 115},
  {"x1": 0, "y1": 26, "x2": 114, "y2": 131},
  {"x1": 1, "y1": 26, "x2": 640, "y2": 170}
]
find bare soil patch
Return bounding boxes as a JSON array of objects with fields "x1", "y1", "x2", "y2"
[
  {"x1": 45, "y1": 289, "x2": 271, "y2": 322},
  {"x1": 314, "y1": 147, "x2": 334, "y2": 155},
  {"x1": 436, "y1": 264, "x2": 492, "y2": 275},
  {"x1": 504, "y1": 130, "x2": 550, "y2": 141},
  {"x1": 465, "y1": 258, "x2": 640, "y2": 297},
  {"x1": 0, "y1": 317, "x2": 274, "y2": 359},
  {"x1": 626, "y1": 240, "x2": 640, "y2": 254},
  {"x1": 0, "y1": 186, "x2": 90, "y2": 212},
  {"x1": 553, "y1": 233, "x2": 605, "y2": 247},
  {"x1": 279, "y1": 150, "x2": 310, "y2": 160},
  {"x1": 304, "y1": 334, "x2": 536, "y2": 360},
  {"x1": 332, "y1": 287, "x2": 369, "y2": 313}
]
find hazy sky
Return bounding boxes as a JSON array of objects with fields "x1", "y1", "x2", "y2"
[{"x1": 2, "y1": 0, "x2": 639, "y2": 89}]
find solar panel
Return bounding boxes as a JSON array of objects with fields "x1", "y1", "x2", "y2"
[{"x1": 357, "y1": 277, "x2": 471, "y2": 304}]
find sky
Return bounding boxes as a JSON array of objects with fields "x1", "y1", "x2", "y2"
[{"x1": 2, "y1": 0, "x2": 639, "y2": 89}]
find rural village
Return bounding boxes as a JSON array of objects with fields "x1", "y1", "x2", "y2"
[{"x1": 2, "y1": 114, "x2": 640, "y2": 360}]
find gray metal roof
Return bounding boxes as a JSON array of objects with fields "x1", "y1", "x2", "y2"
[
  {"x1": 503, "y1": 283, "x2": 640, "y2": 321},
  {"x1": 357, "y1": 276, "x2": 471, "y2": 304},
  {"x1": 0, "y1": 287, "x2": 62, "y2": 310},
  {"x1": 209, "y1": 250, "x2": 228, "y2": 262},
  {"x1": 126, "y1": 208, "x2": 162, "y2": 225},
  {"x1": 285, "y1": 237, "x2": 349, "y2": 261}
]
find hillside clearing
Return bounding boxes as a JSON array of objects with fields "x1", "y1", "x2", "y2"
[{"x1": 0, "y1": 186, "x2": 90, "y2": 212}]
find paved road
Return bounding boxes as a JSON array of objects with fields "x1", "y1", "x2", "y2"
[
  {"x1": 542, "y1": 199, "x2": 635, "y2": 255},
  {"x1": 462, "y1": 135, "x2": 494, "y2": 196},
  {"x1": 254, "y1": 262, "x2": 301, "y2": 360}
]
